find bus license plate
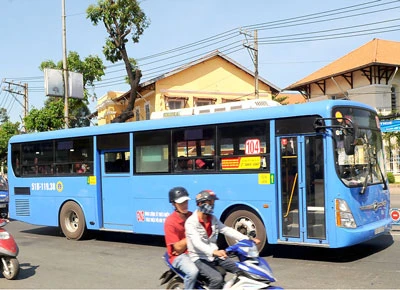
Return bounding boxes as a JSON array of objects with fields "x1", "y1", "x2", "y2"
[
  {"x1": 374, "y1": 226, "x2": 384, "y2": 235},
  {"x1": 0, "y1": 204, "x2": 6, "y2": 208}
]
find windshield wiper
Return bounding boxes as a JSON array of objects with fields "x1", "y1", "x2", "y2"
[
  {"x1": 359, "y1": 133, "x2": 388, "y2": 194},
  {"x1": 360, "y1": 167, "x2": 370, "y2": 195},
  {"x1": 372, "y1": 154, "x2": 388, "y2": 191}
]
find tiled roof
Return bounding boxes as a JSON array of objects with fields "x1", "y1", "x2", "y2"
[{"x1": 286, "y1": 38, "x2": 400, "y2": 89}]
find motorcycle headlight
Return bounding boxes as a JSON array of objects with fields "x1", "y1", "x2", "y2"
[
  {"x1": 239, "y1": 244, "x2": 259, "y2": 258},
  {"x1": 0, "y1": 232, "x2": 10, "y2": 240}
]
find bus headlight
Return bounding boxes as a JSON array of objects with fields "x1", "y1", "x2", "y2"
[{"x1": 335, "y1": 199, "x2": 357, "y2": 228}]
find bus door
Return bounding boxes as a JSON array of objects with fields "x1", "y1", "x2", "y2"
[
  {"x1": 100, "y1": 149, "x2": 132, "y2": 231},
  {"x1": 277, "y1": 135, "x2": 327, "y2": 245}
]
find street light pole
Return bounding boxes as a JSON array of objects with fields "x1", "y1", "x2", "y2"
[{"x1": 62, "y1": 0, "x2": 69, "y2": 128}]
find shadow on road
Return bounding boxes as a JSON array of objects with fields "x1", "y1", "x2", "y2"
[
  {"x1": 267, "y1": 233, "x2": 394, "y2": 263},
  {"x1": 20, "y1": 224, "x2": 394, "y2": 261},
  {"x1": 20, "y1": 225, "x2": 165, "y2": 248}
]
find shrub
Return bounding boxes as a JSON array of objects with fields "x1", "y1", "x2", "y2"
[{"x1": 387, "y1": 172, "x2": 395, "y2": 184}]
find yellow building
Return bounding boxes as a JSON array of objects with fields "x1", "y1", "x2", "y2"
[
  {"x1": 96, "y1": 51, "x2": 280, "y2": 125},
  {"x1": 96, "y1": 91, "x2": 126, "y2": 125}
]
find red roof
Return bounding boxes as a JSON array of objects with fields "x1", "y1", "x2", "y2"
[{"x1": 286, "y1": 38, "x2": 400, "y2": 89}]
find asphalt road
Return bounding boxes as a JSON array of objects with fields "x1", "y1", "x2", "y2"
[
  {"x1": 1, "y1": 220, "x2": 400, "y2": 289},
  {"x1": 0, "y1": 184, "x2": 398, "y2": 288}
]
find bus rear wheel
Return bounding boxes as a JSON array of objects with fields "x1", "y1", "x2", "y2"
[
  {"x1": 59, "y1": 201, "x2": 86, "y2": 240},
  {"x1": 224, "y1": 208, "x2": 267, "y2": 253}
]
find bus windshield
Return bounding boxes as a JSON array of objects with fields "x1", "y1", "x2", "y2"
[{"x1": 332, "y1": 107, "x2": 386, "y2": 188}]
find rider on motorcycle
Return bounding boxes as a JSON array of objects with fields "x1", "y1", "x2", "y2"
[
  {"x1": 185, "y1": 189, "x2": 260, "y2": 289},
  {"x1": 164, "y1": 187, "x2": 199, "y2": 289}
]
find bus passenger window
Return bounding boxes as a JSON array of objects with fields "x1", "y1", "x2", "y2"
[
  {"x1": 217, "y1": 121, "x2": 270, "y2": 172},
  {"x1": 104, "y1": 152, "x2": 130, "y2": 173},
  {"x1": 134, "y1": 130, "x2": 170, "y2": 173},
  {"x1": 172, "y1": 126, "x2": 215, "y2": 173}
]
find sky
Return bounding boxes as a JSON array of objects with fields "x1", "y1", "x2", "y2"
[{"x1": 1, "y1": 0, "x2": 400, "y2": 124}]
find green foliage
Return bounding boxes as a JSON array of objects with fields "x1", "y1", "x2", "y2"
[
  {"x1": 0, "y1": 121, "x2": 20, "y2": 163},
  {"x1": 24, "y1": 99, "x2": 64, "y2": 131},
  {"x1": 273, "y1": 95, "x2": 289, "y2": 105},
  {"x1": 387, "y1": 172, "x2": 395, "y2": 184},
  {"x1": 87, "y1": 0, "x2": 149, "y2": 123},
  {"x1": 26, "y1": 51, "x2": 105, "y2": 132},
  {"x1": 0, "y1": 108, "x2": 9, "y2": 123},
  {"x1": 87, "y1": 0, "x2": 150, "y2": 63},
  {"x1": 40, "y1": 51, "x2": 105, "y2": 104}
]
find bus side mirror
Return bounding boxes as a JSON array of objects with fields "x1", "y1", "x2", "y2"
[
  {"x1": 343, "y1": 124, "x2": 357, "y2": 155},
  {"x1": 344, "y1": 134, "x2": 355, "y2": 155}
]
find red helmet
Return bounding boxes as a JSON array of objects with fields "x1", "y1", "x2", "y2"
[{"x1": 195, "y1": 190, "x2": 219, "y2": 204}]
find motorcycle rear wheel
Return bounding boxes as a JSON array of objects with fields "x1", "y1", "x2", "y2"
[
  {"x1": 1, "y1": 257, "x2": 19, "y2": 280},
  {"x1": 166, "y1": 276, "x2": 184, "y2": 289}
]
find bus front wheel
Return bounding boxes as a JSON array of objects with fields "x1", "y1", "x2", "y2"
[
  {"x1": 59, "y1": 201, "x2": 86, "y2": 240},
  {"x1": 224, "y1": 208, "x2": 267, "y2": 253}
]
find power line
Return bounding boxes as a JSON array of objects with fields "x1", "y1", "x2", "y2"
[{"x1": 4, "y1": 0, "x2": 400, "y2": 93}]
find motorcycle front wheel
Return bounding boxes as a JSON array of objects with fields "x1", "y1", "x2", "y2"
[
  {"x1": 1, "y1": 257, "x2": 20, "y2": 280},
  {"x1": 166, "y1": 276, "x2": 184, "y2": 289}
]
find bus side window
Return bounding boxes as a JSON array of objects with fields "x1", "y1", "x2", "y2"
[
  {"x1": 172, "y1": 127, "x2": 215, "y2": 173},
  {"x1": 218, "y1": 121, "x2": 270, "y2": 172}
]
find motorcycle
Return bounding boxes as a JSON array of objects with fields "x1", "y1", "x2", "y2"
[
  {"x1": 160, "y1": 239, "x2": 282, "y2": 289},
  {"x1": 0, "y1": 219, "x2": 20, "y2": 280}
]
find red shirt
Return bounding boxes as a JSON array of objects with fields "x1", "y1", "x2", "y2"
[
  {"x1": 164, "y1": 210, "x2": 192, "y2": 263},
  {"x1": 199, "y1": 214, "x2": 212, "y2": 237}
]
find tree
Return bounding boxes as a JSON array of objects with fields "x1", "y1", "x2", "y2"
[
  {"x1": 0, "y1": 121, "x2": 20, "y2": 165},
  {"x1": 24, "y1": 99, "x2": 64, "y2": 132},
  {"x1": 0, "y1": 108, "x2": 9, "y2": 124},
  {"x1": 87, "y1": 0, "x2": 150, "y2": 123},
  {"x1": 24, "y1": 51, "x2": 105, "y2": 132}
]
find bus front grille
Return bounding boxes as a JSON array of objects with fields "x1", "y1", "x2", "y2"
[{"x1": 15, "y1": 199, "x2": 30, "y2": 216}]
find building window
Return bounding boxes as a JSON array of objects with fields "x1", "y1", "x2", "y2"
[
  {"x1": 135, "y1": 107, "x2": 140, "y2": 121},
  {"x1": 168, "y1": 100, "x2": 184, "y2": 110},
  {"x1": 164, "y1": 95, "x2": 188, "y2": 110},
  {"x1": 194, "y1": 97, "x2": 216, "y2": 107},
  {"x1": 391, "y1": 86, "x2": 397, "y2": 112},
  {"x1": 145, "y1": 102, "x2": 150, "y2": 120}
]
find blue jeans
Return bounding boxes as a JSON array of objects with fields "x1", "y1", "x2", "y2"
[
  {"x1": 194, "y1": 257, "x2": 238, "y2": 289},
  {"x1": 172, "y1": 253, "x2": 199, "y2": 289}
]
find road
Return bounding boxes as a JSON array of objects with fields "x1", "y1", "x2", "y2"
[{"x1": 2, "y1": 220, "x2": 400, "y2": 289}]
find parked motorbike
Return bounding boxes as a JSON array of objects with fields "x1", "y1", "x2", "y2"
[
  {"x1": 160, "y1": 239, "x2": 282, "y2": 289},
  {"x1": 0, "y1": 219, "x2": 19, "y2": 280}
]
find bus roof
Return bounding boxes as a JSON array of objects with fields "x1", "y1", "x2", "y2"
[{"x1": 9, "y1": 99, "x2": 376, "y2": 143}]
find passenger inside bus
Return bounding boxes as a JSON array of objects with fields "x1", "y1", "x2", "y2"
[
  {"x1": 75, "y1": 163, "x2": 85, "y2": 173},
  {"x1": 175, "y1": 157, "x2": 187, "y2": 171}
]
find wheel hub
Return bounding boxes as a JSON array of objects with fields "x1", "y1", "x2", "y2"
[{"x1": 234, "y1": 217, "x2": 256, "y2": 237}]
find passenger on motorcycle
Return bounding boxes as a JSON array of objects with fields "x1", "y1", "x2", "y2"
[
  {"x1": 164, "y1": 187, "x2": 199, "y2": 289},
  {"x1": 185, "y1": 190, "x2": 260, "y2": 289}
]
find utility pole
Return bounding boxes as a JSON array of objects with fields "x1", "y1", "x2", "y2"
[
  {"x1": 241, "y1": 29, "x2": 259, "y2": 98},
  {"x1": 62, "y1": 0, "x2": 69, "y2": 129},
  {"x1": 3, "y1": 80, "x2": 29, "y2": 127}
]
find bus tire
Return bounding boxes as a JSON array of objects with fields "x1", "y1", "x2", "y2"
[
  {"x1": 224, "y1": 208, "x2": 267, "y2": 253},
  {"x1": 59, "y1": 201, "x2": 86, "y2": 240}
]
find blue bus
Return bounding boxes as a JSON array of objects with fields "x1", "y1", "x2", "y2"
[{"x1": 7, "y1": 99, "x2": 391, "y2": 251}]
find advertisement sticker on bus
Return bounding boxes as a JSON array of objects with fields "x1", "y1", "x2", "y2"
[
  {"x1": 221, "y1": 156, "x2": 261, "y2": 170},
  {"x1": 258, "y1": 173, "x2": 275, "y2": 184},
  {"x1": 136, "y1": 210, "x2": 170, "y2": 223}
]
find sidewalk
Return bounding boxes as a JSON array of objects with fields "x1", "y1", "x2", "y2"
[{"x1": 389, "y1": 184, "x2": 400, "y2": 194}]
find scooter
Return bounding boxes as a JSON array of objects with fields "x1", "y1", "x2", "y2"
[
  {"x1": 0, "y1": 219, "x2": 20, "y2": 280},
  {"x1": 160, "y1": 239, "x2": 282, "y2": 289}
]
